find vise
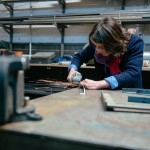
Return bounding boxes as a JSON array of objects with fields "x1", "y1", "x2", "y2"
[{"x1": 0, "y1": 56, "x2": 42, "y2": 125}]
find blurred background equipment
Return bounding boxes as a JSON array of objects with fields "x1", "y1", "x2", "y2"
[
  {"x1": 0, "y1": 40, "x2": 14, "y2": 55},
  {"x1": 30, "y1": 52, "x2": 56, "y2": 64}
]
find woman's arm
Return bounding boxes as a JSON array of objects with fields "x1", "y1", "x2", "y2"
[{"x1": 69, "y1": 44, "x2": 95, "y2": 70}]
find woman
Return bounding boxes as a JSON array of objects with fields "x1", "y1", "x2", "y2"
[{"x1": 67, "y1": 17, "x2": 144, "y2": 90}]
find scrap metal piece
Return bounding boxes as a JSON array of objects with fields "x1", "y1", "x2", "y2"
[
  {"x1": 128, "y1": 96, "x2": 150, "y2": 104},
  {"x1": 136, "y1": 89, "x2": 150, "y2": 96},
  {"x1": 79, "y1": 86, "x2": 85, "y2": 95},
  {"x1": 122, "y1": 88, "x2": 141, "y2": 94},
  {"x1": 122, "y1": 88, "x2": 150, "y2": 96}
]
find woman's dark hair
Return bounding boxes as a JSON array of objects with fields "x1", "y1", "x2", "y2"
[{"x1": 89, "y1": 17, "x2": 131, "y2": 57}]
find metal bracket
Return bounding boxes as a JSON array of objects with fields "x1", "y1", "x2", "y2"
[
  {"x1": 1, "y1": 25, "x2": 11, "y2": 34},
  {"x1": 57, "y1": 0, "x2": 66, "y2": 14},
  {"x1": 122, "y1": 0, "x2": 125, "y2": 10},
  {"x1": 0, "y1": 1, "x2": 13, "y2": 13}
]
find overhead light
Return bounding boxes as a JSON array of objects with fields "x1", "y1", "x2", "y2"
[
  {"x1": 31, "y1": 2, "x2": 57, "y2": 9},
  {"x1": 13, "y1": 25, "x2": 56, "y2": 28},
  {"x1": 13, "y1": 25, "x2": 29, "y2": 29},
  {"x1": 66, "y1": 0, "x2": 82, "y2": 3},
  {"x1": 11, "y1": 0, "x2": 81, "y2": 10},
  {"x1": 14, "y1": 1, "x2": 57, "y2": 10},
  {"x1": 32, "y1": 25, "x2": 56, "y2": 28}
]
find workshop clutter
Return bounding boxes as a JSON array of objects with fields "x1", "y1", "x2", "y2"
[
  {"x1": 0, "y1": 40, "x2": 12, "y2": 55},
  {"x1": 30, "y1": 52, "x2": 56, "y2": 64},
  {"x1": 15, "y1": 51, "x2": 24, "y2": 56},
  {"x1": 0, "y1": 40, "x2": 9, "y2": 49},
  {"x1": 52, "y1": 55, "x2": 73, "y2": 63}
]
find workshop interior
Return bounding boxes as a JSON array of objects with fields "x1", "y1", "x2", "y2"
[{"x1": 0, "y1": 0, "x2": 150, "y2": 150}]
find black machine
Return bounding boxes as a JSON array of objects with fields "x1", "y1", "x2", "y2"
[{"x1": 0, "y1": 56, "x2": 42, "y2": 125}]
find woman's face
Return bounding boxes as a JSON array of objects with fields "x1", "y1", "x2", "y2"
[{"x1": 91, "y1": 39, "x2": 108, "y2": 56}]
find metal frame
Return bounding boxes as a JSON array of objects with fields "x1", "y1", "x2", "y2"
[
  {"x1": 0, "y1": 0, "x2": 150, "y2": 54},
  {"x1": 0, "y1": 0, "x2": 66, "y2": 53},
  {"x1": 0, "y1": 0, "x2": 66, "y2": 13}
]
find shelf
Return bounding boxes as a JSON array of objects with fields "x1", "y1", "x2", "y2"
[
  {"x1": 29, "y1": 63, "x2": 150, "y2": 71},
  {"x1": 0, "y1": 10, "x2": 150, "y2": 26},
  {"x1": 0, "y1": 14, "x2": 150, "y2": 25},
  {"x1": 0, "y1": 0, "x2": 66, "y2": 13},
  {"x1": 0, "y1": 1, "x2": 150, "y2": 56},
  {"x1": 29, "y1": 63, "x2": 95, "y2": 69}
]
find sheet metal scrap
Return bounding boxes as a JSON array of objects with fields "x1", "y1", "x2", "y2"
[
  {"x1": 122, "y1": 88, "x2": 140, "y2": 94},
  {"x1": 79, "y1": 86, "x2": 85, "y2": 95},
  {"x1": 101, "y1": 92, "x2": 150, "y2": 112},
  {"x1": 122, "y1": 88, "x2": 150, "y2": 104},
  {"x1": 122, "y1": 88, "x2": 150, "y2": 95},
  {"x1": 136, "y1": 89, "x2": 150, "y2": 96},
  {"x1": 128, "y1": 96, "x2": 150, "y2": 104}
]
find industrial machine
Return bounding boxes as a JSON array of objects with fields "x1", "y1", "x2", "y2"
[{"x1": 0, "y1": 56, "x2": 42, "y2": 125}]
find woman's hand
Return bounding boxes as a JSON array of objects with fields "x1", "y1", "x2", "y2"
[
  {"x1": 80, "y1": 79, "x2": 110, "y2": 90},
  {"x1": 67, "y1": 68, "x2": 76, "y2": 83}
]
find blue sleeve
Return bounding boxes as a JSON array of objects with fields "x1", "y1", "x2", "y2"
[
  {"x1": 69, "y1": 44, "x2": 95, "y2": 70},
  {"x1": 104, "y1": 76, "x2": 119, "y2": 89},
  {"x1": 68, "y1": 64, "x2": 78, "y2": 72}
]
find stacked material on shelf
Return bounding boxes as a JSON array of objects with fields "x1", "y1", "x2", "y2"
[
  {"x1": 143, "y1": 51, "x2": 150, "y2": 67},
  {"x1": 30, "y1": 52, "x2": 56, "y2": 64}
]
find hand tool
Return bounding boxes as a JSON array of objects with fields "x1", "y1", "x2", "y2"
[
  {"x1": 72, "y1": 71, "x2": 85, "y2": 95},
  {"x1": 72, "y1": 71, "x2": 82, "y2": 84}
]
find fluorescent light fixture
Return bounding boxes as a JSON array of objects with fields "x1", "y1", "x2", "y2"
[
  {"x1": 11, "y1": 0, "x2": 82, "y2": 10},
  {"x1": 31, "y1": 2, "x2": 57, "y2": 9},
  {"x1": 14, "y1": 1, "x2": 57, "y2": 10},
  {"x1": 13, "y1": 25, "x2": 56, "y2": 28},
  {"x1": 32, "y1": 25, "x2": 56, "y2": 28},
  {"x1": 13, "y1": 25, "x2": 29, "y2": 29},
  {"x1": 66, "y1": 0, "x2": 82, "y2": 3}
]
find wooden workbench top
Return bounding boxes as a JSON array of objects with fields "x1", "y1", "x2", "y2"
[{"x1": 0, "y1": 89, "x2": 150, "y2": 150}]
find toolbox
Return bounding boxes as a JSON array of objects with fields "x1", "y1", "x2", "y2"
[{"x1": 30, "y1": 52, "x2": 56, "y2": 64}]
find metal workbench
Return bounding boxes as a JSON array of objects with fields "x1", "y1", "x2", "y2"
[{"x1": 0, "y1": 88, "x2": 150, "y2": 150}]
